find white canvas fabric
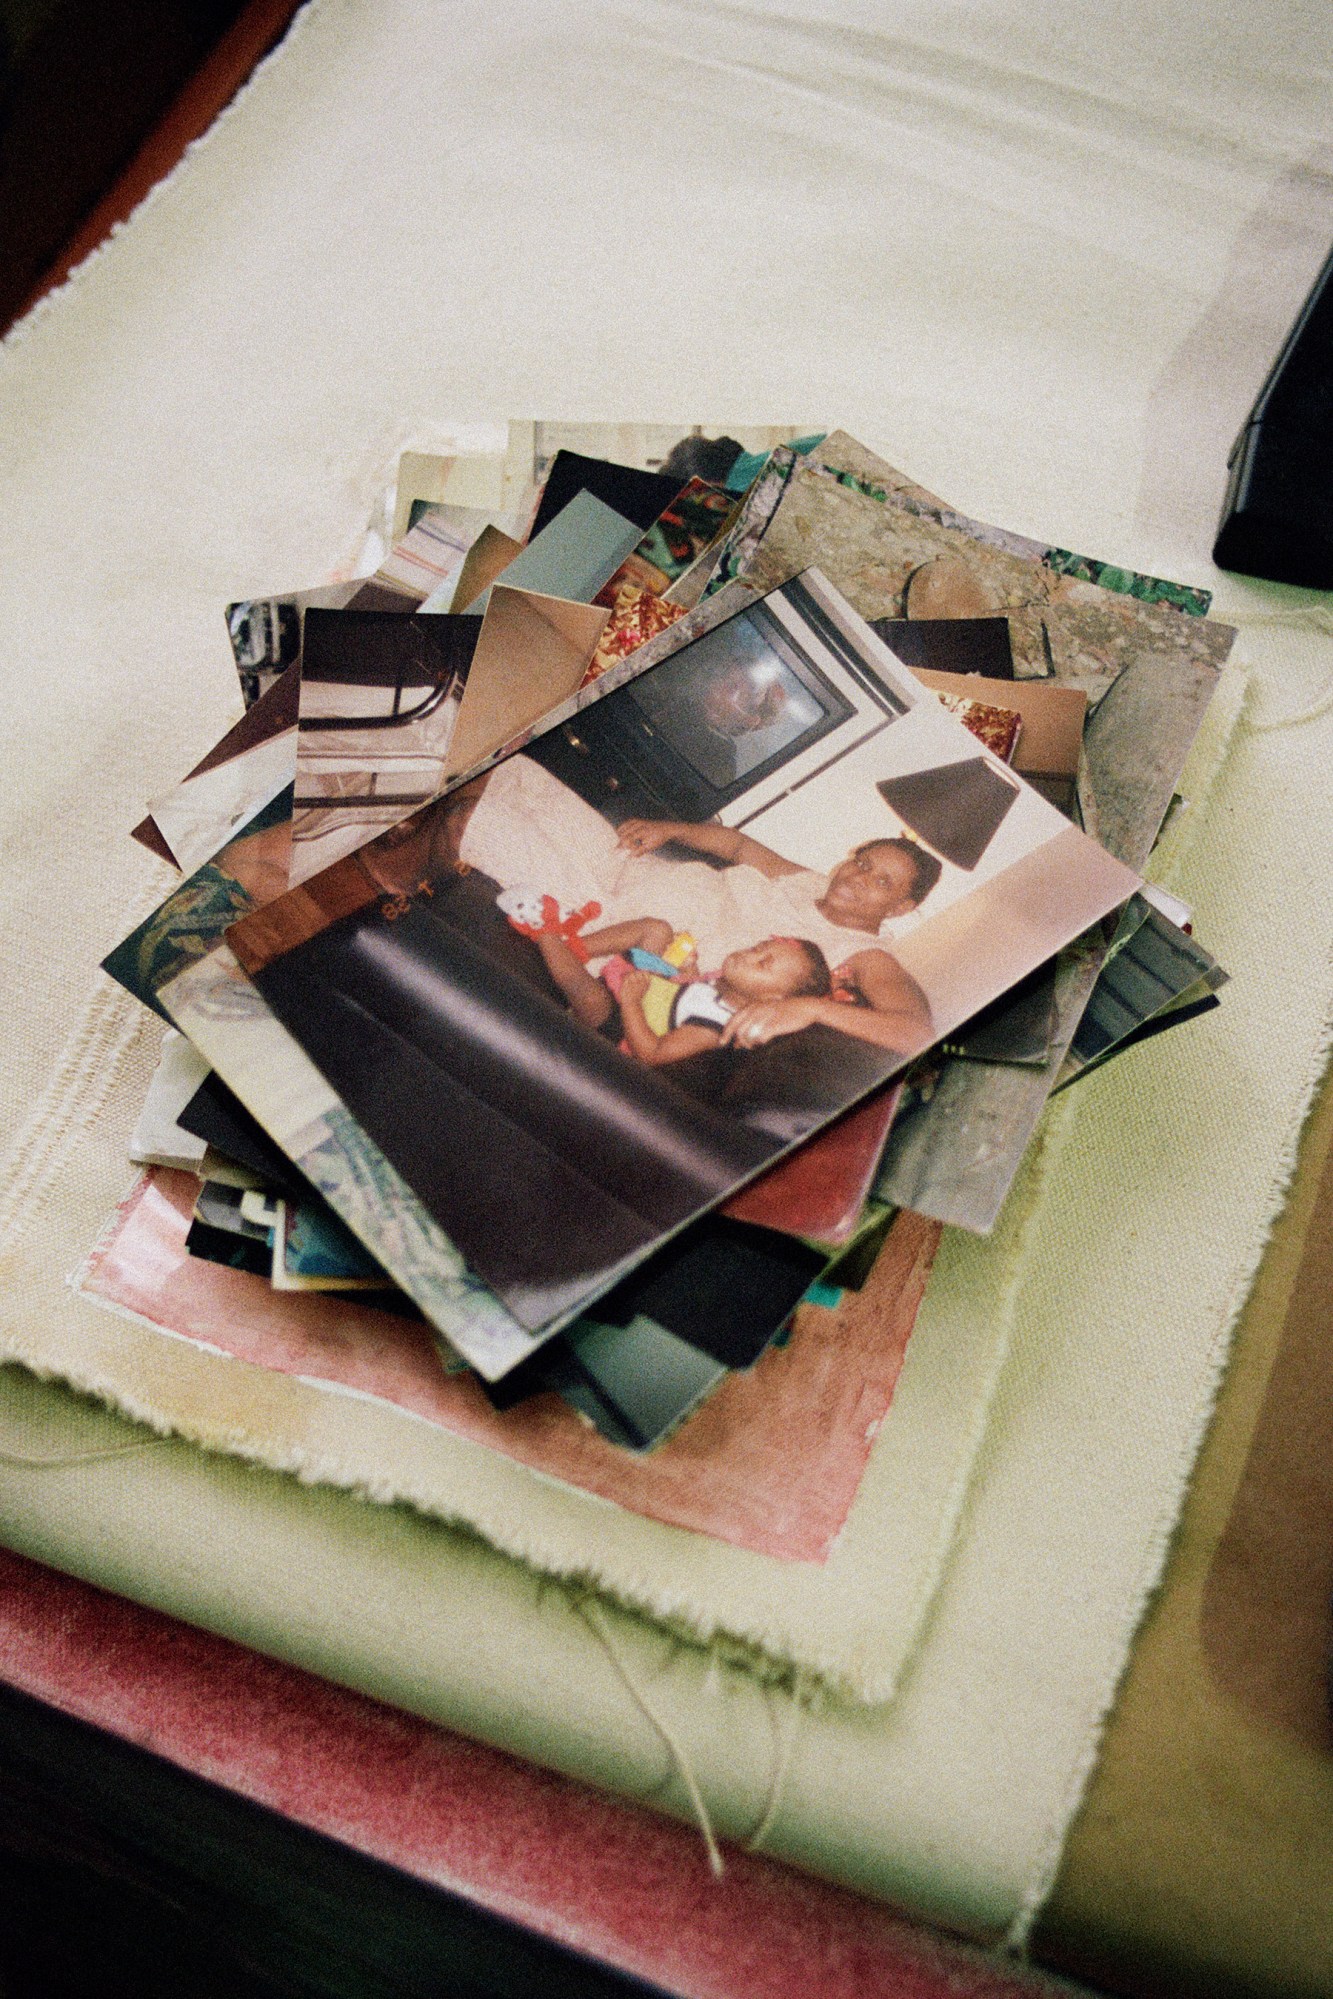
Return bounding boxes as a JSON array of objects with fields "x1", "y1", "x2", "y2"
[{"x1": 0, "y1": 0, "x2": 1330, "y2": 1941}]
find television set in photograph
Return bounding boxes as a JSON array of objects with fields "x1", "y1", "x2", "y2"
[
  {"x1": 526, "y1": 583, "x2": 912, "y2": 829},
  {"x1": 629, "y1": 600, "x2": 850, "y2": 792}
]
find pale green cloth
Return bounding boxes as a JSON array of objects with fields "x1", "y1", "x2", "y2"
[{"x1": 1, "y1": 0, "x2": 1330, "y2": 1943}]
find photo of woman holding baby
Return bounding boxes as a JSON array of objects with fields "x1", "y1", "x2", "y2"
[
  {"x1": 223, "y1": 568, "x2": 1135, "y2": 1343},
  {"x1": 422, "y1": 752, "x2": 941, "y2": 1069},
  {"x1": 609, "y1": 813, "x2": 938, "y2": 1054}
]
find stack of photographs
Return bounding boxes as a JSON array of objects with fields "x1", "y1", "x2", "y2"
[{"x1": 90, "y1": 422, "x2": 1234, "y2": 1483}]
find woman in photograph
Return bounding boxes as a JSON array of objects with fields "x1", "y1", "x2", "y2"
[{"x1": 449, "y1": 754, "x2": 939, "y2": 1058}]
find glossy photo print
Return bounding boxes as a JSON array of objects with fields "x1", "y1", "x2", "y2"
[
  {"x1": 206, "y1": 568, "x2": 1138, "y2": 1346},
  {"x1": 288, "y1": 608, "x2": 481, "y2": 882}
]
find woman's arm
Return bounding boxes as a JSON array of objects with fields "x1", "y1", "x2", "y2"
[
  {"x1": 614, "y1": 817, "x2": 801, "y2": 880},
  {"x1": 841, "y1": 948, "x2": 933, "y2": 1046},
  {"x1": 579, "y1": 915, "x2": 675, "y2": 959},
  {"x1": 721, "y1": 949, "x2": 933, "y2": 1057}
]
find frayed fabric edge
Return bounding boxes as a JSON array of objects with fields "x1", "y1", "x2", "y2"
[
  {"x1": 0, "y1": 1332, "x2": 925, "y2": 1709},
  {"x1": 2, "y1": 0, "x2": 319, "y2": 355},
  {"x1": 0, "y1": 923, "x2": 931, "y2": 1702},
  {"x1": 874, "y1": 653, "x2": 1253, "y2": 1724},
  {"x1": 0, "y1": 668, "x2": 1254, "y2": 1721}
]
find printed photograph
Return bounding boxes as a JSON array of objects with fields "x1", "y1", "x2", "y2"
[
  {"x1": 105, "y1": 783, "x2": 295, "y2": 1020},
  {"x1": 288, "y1": 608, "x2": 481, "y2": 883},
  {"x1": 227, "y1": 580, "x2": 360, "y2": 708},
  {"x1": 148, "y1": 723, "x2": 298, "y2": 879},
  {"x1": 226, "y1": 500, "x2": 501, "y2": 707},
  {"x1": 593, "y1": 476, "x2": 741, "y2": 605},
  {"x1": 520, "y1": 422, "x2": 809, "y2": 509},
  {"x1": 291, "y1": 499, "x2": 618, "y2": 883},
  {"x1": 225, "y1": 569, "x2": 1138, "y2": 1335},
  {"x1": 132, "y1": 658, "x2": 301, "y2": 868}
]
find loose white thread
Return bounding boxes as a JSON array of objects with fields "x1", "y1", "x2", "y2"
[
  {"x1": 573, "y1": 1593, "x2": 725, "y2": 1878},
  {"x1": 746, "y1": 1668, "x2": 815, "y2": 1852},
  {"x1": 0, "y1": 1438, "x2": 172, "y2": 1470}
]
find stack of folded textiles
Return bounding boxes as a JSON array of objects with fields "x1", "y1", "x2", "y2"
[{"x1": 89, "y1": 421, "x2": 1233, "y2": 1489}]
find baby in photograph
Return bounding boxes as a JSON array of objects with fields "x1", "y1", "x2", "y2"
[{"x1": 497, "y1": 890, "x2": 832, "y2": 1066}]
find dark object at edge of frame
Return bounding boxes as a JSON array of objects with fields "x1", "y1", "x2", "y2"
[{"x1": 1213, "y1": 241, "x2": 1333, "y2": 590}]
